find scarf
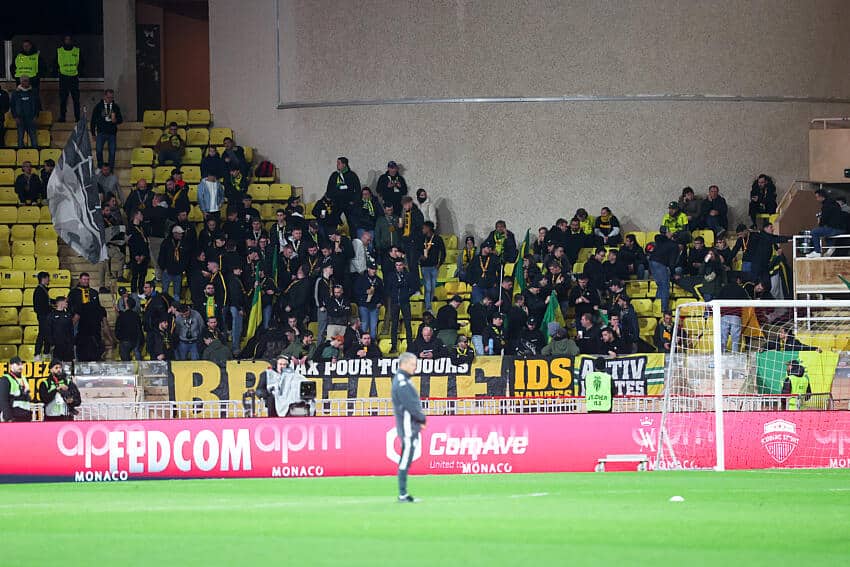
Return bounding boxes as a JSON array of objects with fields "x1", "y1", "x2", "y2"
[
  {"x1": 403, "y1": 211, "x2": 412, "y2": 237},
  {"x1": 205, "y1": 296, "x2": 216, "y2": 319},
  {"x1": 362, "y1": 198, "x2": 375, "y2": 217},
  {"x1": 493, "y1": 231, "x2": 506, "y2": 256}
]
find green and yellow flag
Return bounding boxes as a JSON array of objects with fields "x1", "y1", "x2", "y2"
[
  {"x1": 245, "y1": 264, "x2": 263, "y2": 342},
  {"x1": 541, "y1": 290, "x2": 564, "y2": 341},
  {"x1": 513, "y1": 229, "x2": 530, "y2": 295}
]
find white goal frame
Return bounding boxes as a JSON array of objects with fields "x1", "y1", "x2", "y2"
[{"x1": 656, "y1": 299, "x2": 850, "y2": 472}]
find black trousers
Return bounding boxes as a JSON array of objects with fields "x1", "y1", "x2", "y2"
[
  {"x1": 58, "y1": 75, "x2": 80, "y2": 121},
  {"x1": 389, "y1": 300, "x2": 413, "y2": 350},
  {"x1": 131, "y1": 260, "x2": 149, "y2": 294},
  {"x1": 35, "y1": 315, "x2": 51, "y2": 356}
]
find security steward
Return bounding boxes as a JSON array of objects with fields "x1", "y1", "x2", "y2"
[
  {"x1": 56, "y1": 35, "x2": 82, "y2": 123},
  {"x1": 782, "y1": 360, "x2": 811, "y2": 410},
  {"x1": 38, "y1": 360, "x2": 81, "y2": 421},
  {"x1": 585, "y1": 357, "x2": 613, "y2": 413},
  {"x1": 0, "y1": 356, "x2": 33, "y2": 422}
]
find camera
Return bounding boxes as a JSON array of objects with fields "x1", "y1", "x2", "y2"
[{"x1": 286, "y1": 381, "x2": 317, "y2": 417}]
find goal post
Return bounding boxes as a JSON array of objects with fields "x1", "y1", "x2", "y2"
[{"x1": 656, "y1": 299, "x2": 850, "y2": 472}]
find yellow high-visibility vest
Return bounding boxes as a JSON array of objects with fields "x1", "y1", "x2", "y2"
[{"x1": 57, "y1": 47, "x2": 80, "y2": 76}]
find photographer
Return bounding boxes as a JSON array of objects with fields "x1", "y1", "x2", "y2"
[
  {"x1": 255, "y1": 356, "x2": 314, "y2": 417},
  {"x1": 37, "y1": 361, "x2": 81, "y2": 421}
]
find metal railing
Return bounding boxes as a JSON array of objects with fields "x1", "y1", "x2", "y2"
[{"x1": 26, "y1": 393, "x2": 844, "y2": 421}]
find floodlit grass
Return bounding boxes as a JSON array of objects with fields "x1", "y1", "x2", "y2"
[{"x1": 2, "y1": 470, "x2": 850, "y2": 566}]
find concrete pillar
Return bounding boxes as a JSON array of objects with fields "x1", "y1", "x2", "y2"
[{"x1": 103, "y1": 0, "x2": 138, "y2": 120}]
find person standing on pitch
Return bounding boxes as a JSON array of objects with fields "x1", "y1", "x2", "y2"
[
  {"x1": 585, "y1": 357, "x2": 613, "y2": 413},
  {"x1": 392, "y1": 352, "x2": 427, "y2": 503}
]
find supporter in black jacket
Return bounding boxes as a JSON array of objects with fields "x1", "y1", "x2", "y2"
[
  {"x1": 326, "y1": 157, "x2": 361, "y2": 218},
  {"x1": 563, "y1": 218, "x2": 588, "y2": 266},
  {"x1": 115, "y1": 299, "x2": 144, "y2": 361},
  {"x1": 523, "y1": 283, "x2": 548, "y2": 324},
  {"x1": 408, "y1": 325, "x2": 446, "y2": 359},
  {"x1": 313, "y1": 194, "x2": 342, "y2": 237},
  {"x1": 618, "y1": 234, "x2": 647, "y2": 279},
  {"x1": 352, "y1": 187, "x2": 382, "y2": 234},
  {"x1": 482, "y1": 221, "x2": 518, "y2": 263},
  {"x1": 33, "y1": 274, "x2": 52, "y2": 358},
  {"x1": 568, "y1": 274, "x2": 600, "y2": 328},
  {"x1": 583, "y1": 248, "x2": 607, "y2": 292},
  {"x1": 514, "y1": 317, "x2": 546, "y2": 356},
  {"x1": 148, "y1": 319, "x2": 174, "y2": 360},
  {"x1": 466, "y1": 244, "x2": 502, "y2": 303},
  {"x1": 14, "y1": 162, "x2": 43, "y2": 204},
  {"x1": 375, "y1": 161, "x2": 408, "y2": 215},
  {"x1": 481, "y1": 313, "x2": 508, "y2": 355},
  {"x1": 47, "y1": 298, "x2": 75, "y2": 361},
  {"x1": 435, "y1": 296, "x2": 462, "y2": 347},
  {"x1": 200, "y1": 146, "x2": 227, "y2": 180}
]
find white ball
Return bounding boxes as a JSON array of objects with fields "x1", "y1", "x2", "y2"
[{"x1": 669, "y1": 495, "x2": 685, "y2": 502}]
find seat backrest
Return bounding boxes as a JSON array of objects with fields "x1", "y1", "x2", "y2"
[
  {"x1": 209, "y1": 127, "x2": 233, "y2": 146},
  {"x1": 187, "y1": 109, "x2": 211, "y2": 126},
  {"x1": 0, "y1": 150, "x2": 15, "y2": 167},
  {"x1": 143, "y1": 110, "x2": 165, "y2": 128},
  {"x1": 165, "y1": 109, "x2": 188, "y2": 126}
]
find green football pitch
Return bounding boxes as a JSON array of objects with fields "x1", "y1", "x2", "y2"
[{"x1": 2, "y1": 470, "x2": 849, "y2": 566}]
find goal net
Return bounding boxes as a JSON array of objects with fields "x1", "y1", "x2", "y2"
[{"x1": 655, "y1": 299, "x2": 850, "y2": 471}]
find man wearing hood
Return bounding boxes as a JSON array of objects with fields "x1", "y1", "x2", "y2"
[
  {"x1": 56, "y1": 35, "x2": 82, "y2": 122},
  {"x1": 10, "y1": 76, "x2": 40, "y2": 148}
]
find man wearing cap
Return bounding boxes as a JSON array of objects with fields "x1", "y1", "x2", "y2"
[
  {"x1": 435, "y1": 295, "x2": 463, "y2": 347},
  {"x1": 662, "y1": 201, "x2": 689, "y2": 235},
  {"x1": 157, "y1": 225, "x2": 190, "y2": 301},
  {"x1": 482, "y1": 312, "x2": 507, "y2": 355},
  {"x1": 648, "y1": 227, "x2": 679, "y2": 312},
  {"x1": 156, "y1": 122, "x2": 186, "y2": 167},
  {"x1": 377, "y1": 161, "x2": 408, "y2": 215},
  {"x1": 0, "y1": 357, "x2": 32, "y2": 422},
  {"x1": 38, "y1": 361, "x2": 81, "y2": 421},
  {"x1": 33, "y1": 271, "x2": 51, "y2": 361},
  {"x1": 326, "y1": 157, "x2": 361, "y2": 225},
  {"x1": 354, "y1": 262, "x2": 383, "y2": 338},
  {"x1": 198, "y1": 172, "x2": 224, "y2": 221},
  {"x1": 515, "y1": 316, "x2": 546, "y2": 355}
]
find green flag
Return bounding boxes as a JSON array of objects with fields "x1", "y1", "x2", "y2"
[
  {"x1": 541, "y1": 290, "x2": 560, "y2": 341},
  {"x1": 513, "y1": 229, "x2": 531, "y2": 294},
  {"x1": 840, "y1": 274, "x2": 850, "y2": 291},
  {"x1": 245, "y1": 264, "x2": 263, "y2": 342}
]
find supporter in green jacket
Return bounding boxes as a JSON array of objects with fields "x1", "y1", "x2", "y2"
[{"x1": 541, "y1": 327, "x2": 580, "y2": 356}]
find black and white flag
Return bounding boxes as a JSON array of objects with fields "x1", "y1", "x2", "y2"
[{"x1": 47, "y1": 110, "x2": 107, "y2": 263}]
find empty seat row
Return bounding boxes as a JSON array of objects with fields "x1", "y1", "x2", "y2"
[
  {"x1": 0, "y1": 287, "x2": 70, "y2": 307},
  {"x1": 142, "y1": 109, "x2": 211, "y2": 128},
  {"x1": 3, "y1": 130, "x2": 51, "y2": 149},
  {"x1": 0, "y1": 206, "x2": 52, "y2": 224},
  {"x1": 0, "y1": 148, "x2": 62, "y2": 168},
  {"x1": 0, "y1": 269, "x2": 71, "y2": 289},
  {"x1": 0, "y1": 255, "x2": 60, "y2": 271},
  {"x1": 139, "y1": 127, "x2": 233, "y2": 148}
]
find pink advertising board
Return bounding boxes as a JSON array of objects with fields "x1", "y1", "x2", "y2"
[{"x1": 1, "y1": 412, "x2": 848, "y2": 482}]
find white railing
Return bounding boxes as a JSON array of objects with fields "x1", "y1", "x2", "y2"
[{"x1": 25, "y1": 394, "x2": 837, "y2": 421}]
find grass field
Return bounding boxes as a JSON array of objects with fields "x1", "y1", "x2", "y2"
[{"x1": 2, "y1": 470, "x2": 850, "y2": 566}]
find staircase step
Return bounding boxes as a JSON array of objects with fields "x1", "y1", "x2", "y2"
[{"x1": 50, "y1": 130, "x2": 140, "y2": 150}]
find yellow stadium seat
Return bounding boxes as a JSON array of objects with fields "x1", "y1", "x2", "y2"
[
  {"x1": 3, "y1": 113, "x2": 14, "y2": 129},
  {"x1": 0, "y1": 207, "x2": 17, "y2": 225},
  {"x1": 39, "y1": 206, "x2": 51, "y2": 223},
  {"x1": 0, "y1": 326, "x2": 22, "y2": 343},
  {"x1": 444, "y1": 281, "x2": 471, "y2": 296},
  {"x1": 248, "y1": 184, "x2": 269, "y2": 201},
  {"x1": 632, "y1": 298, "x2": 654, "y2": 317},
  {"x1": 0, "y1": 271, "x2": 24, "y2": 288},
  {"x1": 12, "y1": 241, "x2": 34, "y2": 256},
  {"x1": 182, "y1": 166, "x2": 201, "y2": 184},
  {"x1": 155, "y1": 166, "x2": 173, "y2": 184},
  {"x1": 0, "y1": 345, "x2": 17, "y2": 359},
  {"x1": 18, "y1": 307, "x2": 36, "y2": 326},
  {"x1": 0, "y1": 257, "x2": 10, "y2": 270},
  {"x1": 0, "y1": 289, "x2": 22, "y2": 307},
  {"x1": 410, "y1": 301, "x2": 425, "y2": 318},
  {"x1": 572, "y1": 261, "x2": 585, "y2": 275},
  {"x1": 577, "y1": 248, "x2": 595, "y2": 263},
  {"x1": 0, "y1": 307, "x2": 18, "y2": 325},
  {"x1": 16, "y1": 207, "x2": 40, "y2": 225},
  {"x1": 638, "y1": 317, "x2": 657, "y2": 336},
  {"x1": 10, "y1": 225, "x2": 33, "y2": 241},
  {"x1": 48, "y1": 269, "x2": 71, "y2": 287},
  {"x1": 260, "y1": 204, "x2": 276, "y2": 221},
  {"x1": 143, "y1": 110, "x2": 165, "y2": 128},
  {"x1": 268, "y1": 183, "x2": 291, "y2": 201},
  {"x1": 0, "y1": 188, "x2": 16, "y2": 205},
  {"x1": 0, "y1": 150, "x2": 15, "y2": 167},
  {"x1": 21, "y1": 287, "x2": 33, "y2": 306},
  {"x1": 441, "y1": 234, "x2": 458, "y2": 250},
  {"x1": 131, "y1": 166, "x2": 153, "y2": 185},
  {"x1": 16, "y1": 148, "x2": 39, "y2": 166},
  {"x1": 17, "y1": 345, "x2": 34, "y2": 360},
  {"x1": 23, "y1": 325, "x2": 38, "y2": 344},
  {"x1": 36, "y1": 256, "x2": 60, "y2": 271},
  {"x1": 188, "y1": 205, "x2": 203, "y2": 222},
  {"x1": 646, "y1": 231, "x2": 660, "y2": 246},
  {"x1": 209, "y1": 128, "x2": 233, "y2": 146},
  {"x1": 692, "y1": 229, "x2": 714, "y2": 248},
  {"x1": 625, "y1": 280, "x2": 648, "y2": 298},
  {"x1": 130, "y1": 147, "x2": 154, "y2": 166},
  {"x1": 40, "y1": 149, "x2": 61, "y2": 164},
  {"x1": 35, "y1": 225, "x2": 57, "y2": 241},
  {"x1": 183, "y1": 147, "x2": 202, "y2": 165},
  {"x1": 187, "y1": 109, "x2": 211, "y2": 126},
  {"x1": 35, "y1": 111, "x2": 53, "y2": 128},
  {"x1": 48, "y1": 287, "x2": 69, "y2": 300},
  {"x1": 24, "y1": 271, "x2": 41, "y2": 287},
  {"x1": 433, "y1": 287, "x2": 449, "y2": 301},
  {"x1": 437, "y1": 264, "x2": 456, "y2": 283},
  {"x1": 379, "y1": 338, "x2": 406, "y2": 354},
  {"x1": 186, "y1": 128, "x2": 209, "y2": 147},
  {"x1": 4, "y1": 131, "x2": 19, "y2": 148},
  {"x1": 0, "y1": 169, "x2": 13, "y2": 186},
  {"x1": 165, "y1": 109, "x2": 188, "y2": 126},
  {"x1": 652, "y1": 299, "x2": 664, "y2": 318},
  {"x1": 0, "y1": 242, "x2": 9, "y2": 257},
  {"x1": 647, "y1": 280, "x2": 658, "y2": 297},
  {"x1": 13, "y1": 256, "x2": 35, "y2": 271},
  {"x1": 244, "y1": 146, "x2": 254, "y2": 163},
  {"x1": 37, "y1": 130, "x2": 51, "y2": 148},
  {"x1": 141, "y1": 128, "x2": 161, "y2": 147},
  {"x1": 35, "y1": 240, "x2": 58, "y2": 256}
]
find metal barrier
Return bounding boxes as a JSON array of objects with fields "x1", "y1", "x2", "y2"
[{"x1": 26, "y1": 394, "x2": 843, "y2": 421}]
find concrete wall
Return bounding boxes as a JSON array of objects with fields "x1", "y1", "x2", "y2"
[
  {"x1": 209, "y1": 0, "x2": 850, "y2": 239},
  {"x1": 103, "y1": 0, "x2": 137, "y2": 120}
]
